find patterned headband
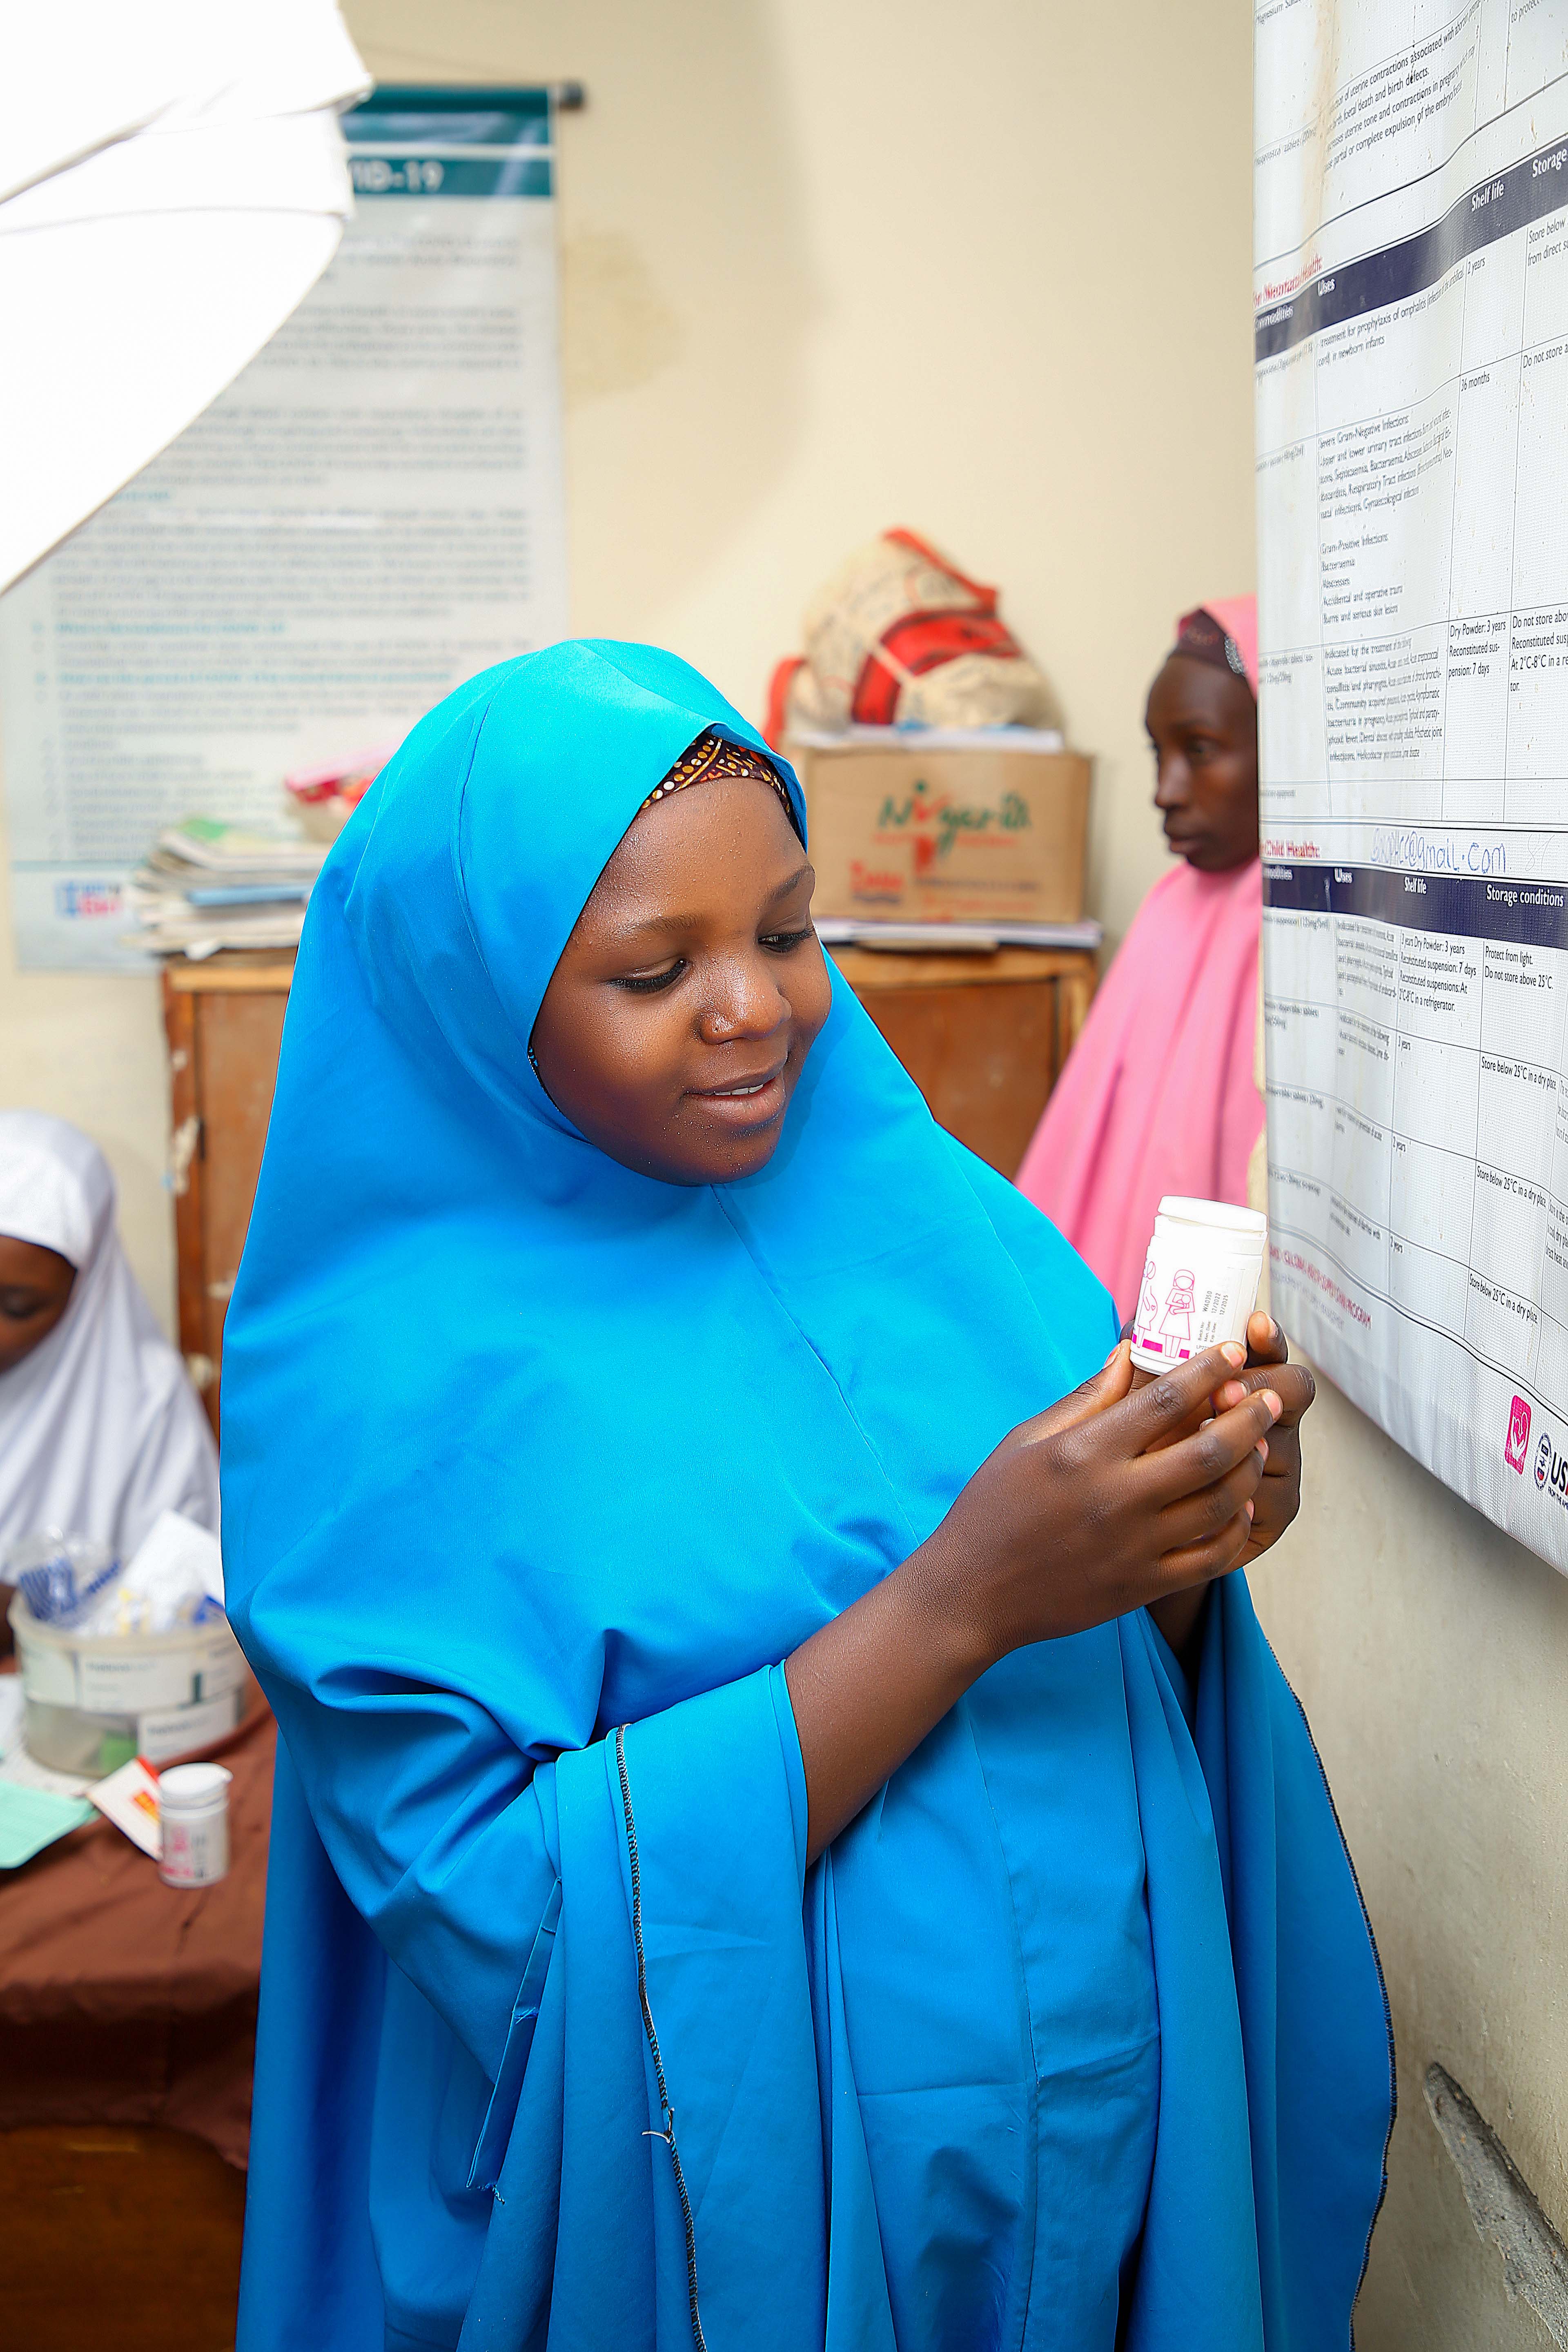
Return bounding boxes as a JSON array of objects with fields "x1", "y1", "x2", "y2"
[
  {"x1": 1169, "y1": 608, "x2": 1255, "y2": 698},
  {"x1": 642, "y1": 732, "x2": 803, "y2": 841}
]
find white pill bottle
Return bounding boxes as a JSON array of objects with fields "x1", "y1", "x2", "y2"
[
  {"x1": 1129, "y1": 1197, "x2": 1268, "y2": 1375},
  {"x1": 158, "y1": 1761, "x2": 232, "y2": 1889}
]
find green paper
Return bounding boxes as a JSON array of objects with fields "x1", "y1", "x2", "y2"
[{"x1": 0, "y1": 1782, "x2": 94, "y2": 1867}]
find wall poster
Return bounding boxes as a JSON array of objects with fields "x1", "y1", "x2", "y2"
[
  {"x1": 1256, "y1": 3, "x2": 1568, "y2": 1564},
  {"x1": 0, "y1": 86, "x2": 567, "y2": 970}
]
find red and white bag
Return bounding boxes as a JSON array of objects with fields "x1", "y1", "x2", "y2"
[{"x1": 767, "y1": 529, "x2": 1050, "y2": 742}]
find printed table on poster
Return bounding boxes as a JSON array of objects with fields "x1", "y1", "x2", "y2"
[{"x1": 1255, "y1": 1, "x2": 1568, "y2": 1565}]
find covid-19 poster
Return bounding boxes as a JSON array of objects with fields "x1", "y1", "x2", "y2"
[
  {"x1": 1256, "y1": 2, "x2": 1568, "y2": 1568},
  {"x1": 0, "y1": 87, "x2": 568, "y2": 970}
]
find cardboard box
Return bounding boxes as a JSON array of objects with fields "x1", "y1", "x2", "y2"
[{"x1": 789, "y1": 734, "x2": 1090, "y2": 925}]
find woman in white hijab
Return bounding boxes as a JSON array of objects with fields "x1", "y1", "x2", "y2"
[{"x1": 0, "y1": 1111, "x2": 219, "y2": 1564}]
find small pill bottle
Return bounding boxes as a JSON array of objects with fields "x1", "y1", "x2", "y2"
[
  {"x1": 1129, "y1": 1197, "x2": 1268, "y2": 1375},
  {"x1": 158, "y1": 1762, "x2": 232, "y2": 1889}
]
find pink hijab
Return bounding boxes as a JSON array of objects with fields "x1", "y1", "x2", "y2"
[{"x1": 1015, "y1": 597, "x2": 1263, "y2": 1319}]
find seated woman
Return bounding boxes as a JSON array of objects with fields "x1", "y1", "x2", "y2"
[
  {"x1": 1016, "y1": 597, "x2": 1263, "y2": 1321},
  {"x1": 222, "y1": 644, "x2": 1389, "y2": 2352},
  {"x1": 0, "y1": 1111, "x2": 219, "y2": 1561}
]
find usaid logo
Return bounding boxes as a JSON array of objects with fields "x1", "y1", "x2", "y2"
[
  {"x1": 1506, "y1": 1394, "x2": 1532, "y2": 1472},
  {"x1": 1535, "y1": 1425, "x2": 1568, "y2": 1508}
]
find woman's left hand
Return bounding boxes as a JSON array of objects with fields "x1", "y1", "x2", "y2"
[
  {"x1": 1140, "y1": 1312, "x2": 1314, "y2": 1663},
  {"x1": 1209, "y1": 1312, "x2": 1314, "y2": 1567}
]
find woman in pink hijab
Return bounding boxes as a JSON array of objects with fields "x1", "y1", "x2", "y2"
[{"x1": 1016, "y1": 598, "x2": 1262, "y2": 1320}]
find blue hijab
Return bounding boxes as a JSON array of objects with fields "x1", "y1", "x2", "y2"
[{"x1": 221, "y1": 641, "x2": 1391, "y2": 2351}]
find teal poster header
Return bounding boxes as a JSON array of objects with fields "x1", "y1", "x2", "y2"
[{"x1": 343, "y1": 85, "x2": 553, "y2": 199}]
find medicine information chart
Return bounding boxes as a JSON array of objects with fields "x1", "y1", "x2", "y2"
[
  {"x1": 1256, "y1": 2, "x2": 1568, "y2": 1566},
  {"x1": 0, "y1": 88, "x2": 567, "y2": 969}
]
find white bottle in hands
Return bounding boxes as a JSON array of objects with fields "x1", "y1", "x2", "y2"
[{"x1": 1130, "y1": 1198, "x2": 1267, "y2": 1374}]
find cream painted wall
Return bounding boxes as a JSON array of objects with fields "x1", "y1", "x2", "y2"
[
  {"x1": 0, "y1": 0, "x2": 1258, "y2": 1325},
  {"x1": 1252, "y1": 1384, "x2": 1568, "y2": 2348},
  {"x1": 3, "y1": 11, "x2": 1564, "y2": 2339}
]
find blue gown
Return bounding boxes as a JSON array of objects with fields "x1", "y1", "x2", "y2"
[{"x1": 219, "y1": 642, "x2": 1393, "y2": 2351}]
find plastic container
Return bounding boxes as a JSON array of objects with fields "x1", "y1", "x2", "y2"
[
  {"x1": 158, "y1": 1762, "x2": 232, "y2": 1887},
  {"x1": 1129, "y1": 1197, "x2": 1268, "y2": 1374},
  {"x1": 6, "y1": 1530, "x2": 120, "y2": 1627},
  {"x1": 7, "y1": 1592, "x2": 247, "y2": 1778}
]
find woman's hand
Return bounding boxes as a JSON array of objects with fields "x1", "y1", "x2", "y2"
[
  {"x1": 1207, "y1": 1312, "x2": 1313, "y2": 1567},
  {"x1": 1145, "y1": 1311, "x2": 1315, "y2": 1661},
  {"x1": 916, "y1": 1340, "x2": 1281, "y2": 1670},
  {"x1": 787, "y1": 1341, "x2": 1283, "y2": 1860}
]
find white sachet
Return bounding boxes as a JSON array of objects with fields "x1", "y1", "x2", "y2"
[{"x1": 75, "y1": 1508, "x2": 224, "y2": 1636}]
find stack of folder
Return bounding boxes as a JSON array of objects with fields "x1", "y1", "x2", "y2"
[{"x1": 127, "y1": 818, "x2": 326, "y2": 960}]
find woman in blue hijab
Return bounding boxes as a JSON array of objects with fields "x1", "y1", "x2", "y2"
[{"x1": 221, "y1": 642, "x2": 1391, "y2": 2352}]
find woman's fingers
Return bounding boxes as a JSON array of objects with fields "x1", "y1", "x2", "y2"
[
  {"x1": 1156, "y1": 1509, "x2": 1256, "y2": 1587},
  {"x1": 1038, "y1": 1336, "x2": 1136, "y2": 1437},
  {"x1": 1253, "y1": 1410, "x2": 1302, "y2": 1475},
  {"x1": 1246, "y1": 1415, "x2": 1303, "y2": 1535},
  {"x1": 1244, "y1": 1310, "x2": 1289, "y2": 1367},
  {"x1": 1155, "y1": 1446, "x2": 1266, "y2": 1550},
  {"x1": 1211, "y1": 1359, "x2": 1315, "y2": 1429},
  {"x1": 1117, "y1": 1345, "x2": 1249, "y2": 1448},
  {"x1": 1135, "y1": 1385, "x2": 1281, "y2": 1507}
]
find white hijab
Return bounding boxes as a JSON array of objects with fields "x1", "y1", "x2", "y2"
[{"x1": 0, "y1": 1111, "x2": 219, "y2": 1565}]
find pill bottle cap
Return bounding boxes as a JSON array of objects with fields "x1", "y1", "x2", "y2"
[
  {"x1": 1156, "y1": 1196, "x2": 1267, "y2": 1241},
  {"x1": 158, "y1": 1762, "x2": 232, "y2": 1812}
]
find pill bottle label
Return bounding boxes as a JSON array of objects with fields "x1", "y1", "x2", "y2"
[
  {"x1": 159, "y1": 1809, "x2": 229, "y2": 1888},
  {"x1": 1131, "y1": 1233, "x2": 1261, "y2": 1371}
]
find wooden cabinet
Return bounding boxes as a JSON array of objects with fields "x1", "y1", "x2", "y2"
[
  {"x1": 162, "y1": 957, "x2": 292, "y2": 1436},
  {"x1": 0, "y1": 2125, "x2": 245, "y2": 2352},
  {"x1": 163, "y1": 944, "x2": 1095, "y2": 1432},
  {"x1": 833, "y1": 945, "x2": 1094, "y2": 1181}
]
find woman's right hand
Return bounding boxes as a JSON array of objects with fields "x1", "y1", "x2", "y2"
[
  {"x1": 787, "y1": 1337, "x2": 1282, "y2": 1861},
  {"x1": 911, "y1": 1340, "x2": 1282, "y2": 1676}
]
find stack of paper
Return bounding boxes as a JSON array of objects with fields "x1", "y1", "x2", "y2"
[
  {"x1": 127, "y1": 816, "x2": 325, "y2": 959},
  {"x1": 789, "y1": 725, "x2": 1067, "y2": 753},
  {"x1": 815, "y1": 917, "x2": 1102, "y2": 953}
]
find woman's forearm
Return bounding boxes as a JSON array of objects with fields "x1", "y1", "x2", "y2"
[
  {"x1": 786, "y1": 1343, "x2": 1280, "y2": 1864},
  {"x1": 785, "y1": 1535, "x2": 989, "y2": 1864},
  {"x1": 789, "y1": 1561, "x2": 1214, "y2": 1866}
]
